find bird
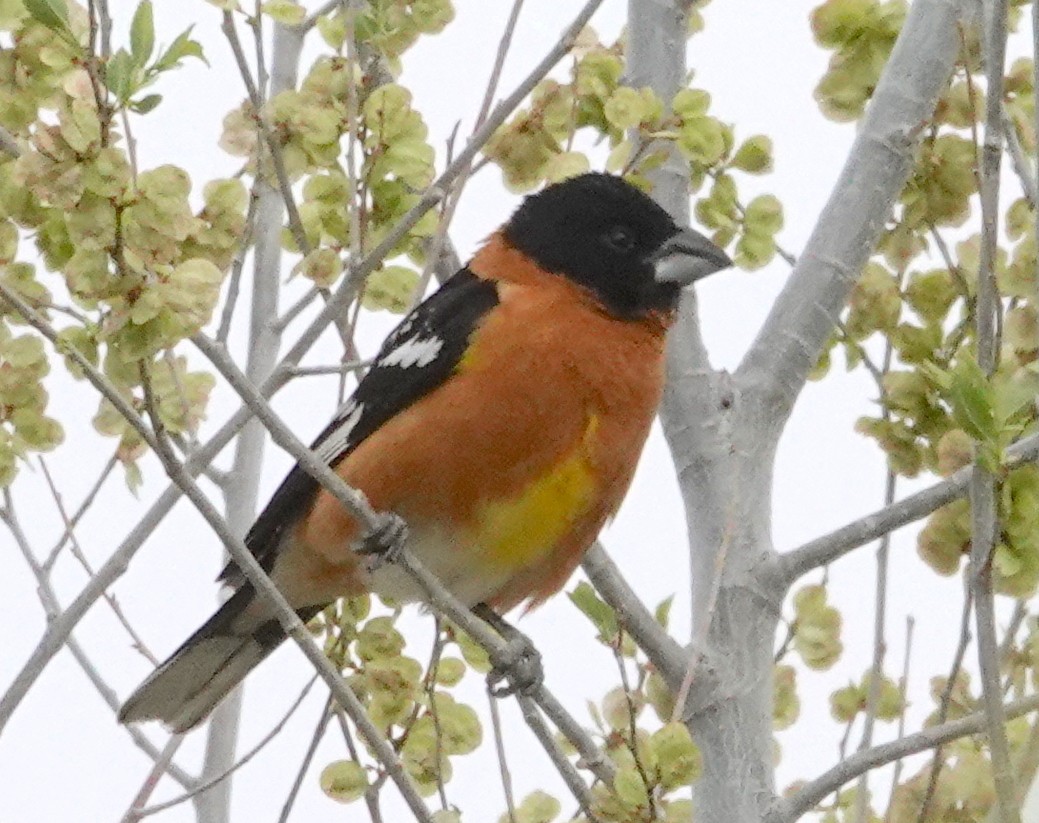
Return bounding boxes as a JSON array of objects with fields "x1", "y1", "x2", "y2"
[{"x1": 118, "y1": 172, "x2": 732, "y2": 733}]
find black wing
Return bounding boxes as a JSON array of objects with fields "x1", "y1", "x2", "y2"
[{"x1": 219, "y1": 268, "x2": 500, "y2": 585}]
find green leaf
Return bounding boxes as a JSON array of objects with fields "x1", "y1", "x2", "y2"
[
  {"x1": 130, "y1": 94, "x2": 162, "y2": 114},
  {"x1": 502, "y1": 790, "x2": 561, "y2": 823},
  {"x1": 654, "y1": 595, "x2": 674, "y2": 629},
  {"x1": 130, "y1": 1, "x2": 155, "y2": 67},
  {"x1": 319, "y1": 760, "x2": 368, "y2": 804},
  {"x1": 263, "y1": 0, "x2": 305, "y2": 25},
  {"x1": 23, "y1": 0, "x2": 69, "y2": 34},
  {"x1": 568, "y1": 581, "x2": 618, "y2": 643},
  {"x1": 105, "y1": 49, "x2": 135, "y2": 103},
  {"x1": 947, "y1": 354, "x2": 997, "y2": 443},
  {"x1": 732, "y1": 135, "x2": 773, "y2": 174},
  {"x1": 153, "y1": 27, "x2": 207, "y2": 72}
]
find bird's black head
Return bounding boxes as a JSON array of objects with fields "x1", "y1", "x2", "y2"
[{"x1": 502, "y1": 172, "x2": 731, "y2": 318}]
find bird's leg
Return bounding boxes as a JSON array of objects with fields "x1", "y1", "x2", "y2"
[
  {"x1": 473, "y1": 603, "x2": 544, "y2": 697},
  {"x1": 356, "y1": 513, "x2": 409, "y2": 572}
]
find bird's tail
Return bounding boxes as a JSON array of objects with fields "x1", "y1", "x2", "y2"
[{"x1": 118, "y1": 586, "x2": 320, "y2": 733}]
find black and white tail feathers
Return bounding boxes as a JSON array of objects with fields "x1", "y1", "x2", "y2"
[{"x1": 118, "y1": 586, "x2": 319, "y2": 733}]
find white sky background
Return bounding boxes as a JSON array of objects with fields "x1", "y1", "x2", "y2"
[{"x1": 0, "y1": 0, "x2": 1019, "y2": 821}]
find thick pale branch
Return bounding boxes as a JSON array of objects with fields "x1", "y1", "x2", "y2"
[
  {"x1": 738, "y1": 0, "x2": 965, "y2": 424},
  {"x1": 770, "y1": 693, "x2": 1039, "y2": 823},
  {"x1": 777, "y1": 431, "x2": 1039, "y2": 584}
]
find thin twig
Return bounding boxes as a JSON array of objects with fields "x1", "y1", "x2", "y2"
[
  {"x1": 581, "y1": 544, "x2": 688, "y2": 691},
  {"x1": 221, "y1": 12, "x2": 310, "y2": 255},
  {"x1": 41, "y1": 453, "x2": 117, "y2": 571},
  {"x1": 131, "y1": 678, "x2": 318, "y2": 818},
  {"x1": 215, "y1": 181, "x2": 261, "y2": 345},
  {"x1": 771, "y1": 693, "x2": 1039, "y2": 823},
  {"x1": 917, "y1": 586, "x2": 975, "y2": 822},
  {"x1": 37, "y1": 457, "x2": 158, "y2": 664},
  {"x1": 0, "y1": 494, "x2": 196, "y2": 790},
  {"x1": 488, "y1": 691, "x2": 517, "y2": 823},
  {"x1": 778, "y1": 430, "x2": 1039, "y2": 583},
  {"x1": 517, "y1": 695, "x2": 603, "y2": 822},
  {"x1": 277, "y1": 697, "x2": 334, "y2": 823},
  {"x1": 883, "y1": 616, "x2": 915, "y2": 823},
  {"x1": 120, "y1": 736, "x2": 184, "y2": 823},
  {"x1": 614, "y1": 636, "x2": 657, "y2": 819},
  {"x1": 973, "y1": 2, "x2": 1020, "y2": 820},
  {"x1": 1001, "y1": 107, "x2": 1038, "y2": 208}
]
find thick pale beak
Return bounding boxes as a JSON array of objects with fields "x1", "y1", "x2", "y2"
[{"x1": 652, "y1": 227, "x2": 733, "y2": 286}]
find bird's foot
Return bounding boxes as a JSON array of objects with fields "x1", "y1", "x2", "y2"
[
  {"x1": 474, "y1": 604, "x2": 544, "y2": 697},
  {"x1": 357, "y1": 514, "x2": 409, "y2": 572}
]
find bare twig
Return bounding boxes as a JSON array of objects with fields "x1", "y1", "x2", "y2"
[
  {"x1": 277, "y1": 697, "x2": 334, "y2": 823},
  {"x1": 120, "y1": 736, "x2": 184, "y2": 823},
  {"x1": 37, "y1": 457, "x2": 157, "y2": 664},
  {"x1": 772, "y1": 693, "x2": 1039, "y2": 823},
  {"x1": 883, "y1": 616, "x2": 915, "y2": 823},
  {"x1": 488, "y1": 690, "x2": 517, "y2": 823},
  {"x1": 215, "y1": 181, "x2": 261, "y2": 345},
  {"x1": 581, "y1": 544, "x2": 688, "y2": 690},
  {"x1": 851, "y1": 470, "x2": 896, "y2": 823},
  {"x1": 971, "y1": 3, "x2": 1020, "y2": 820},
  {"x1": 41, "y1": 452, "x2": 117, "y2": 571},
  {"x1": 130, "y1": 677, "x2": 318, "y2": 818},
  {"x1": 1001, "y1": 107, "x2": 1038, "y2": 208},
  {"x1": 221, "y1": 12, "x2": 310, "y2": 255},
  {"x1": 778, "y1": 430, "x2": 1039, "y2": 583},
  {"x1": 918, "y1": 586, "x2": 975, "y2": 822},
  {"x1": 517, "y1": 695, "x2": 603, "y2": 822},
  {"x1": 1, "y1": 493, "x2": 196, "y2": 790}
]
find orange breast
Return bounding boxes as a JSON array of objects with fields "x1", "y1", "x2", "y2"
[{"x1": 294, "y1": 235, "x2": 671, "y2": 609}]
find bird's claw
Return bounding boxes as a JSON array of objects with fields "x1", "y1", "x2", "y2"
[
  {"x1": 357, "y1": 514, "x2": 408, "y2": 572},
  {"x1": 487, "y1": 630, "x2": 544, "y2": 697}
]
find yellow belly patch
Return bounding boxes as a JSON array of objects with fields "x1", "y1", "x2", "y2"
[{"x1": 469, "y1": 417, "x2": 599, "y2": 571}]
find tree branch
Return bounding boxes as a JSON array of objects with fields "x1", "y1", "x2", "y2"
[
  {"x1": 971, "y1": 2, "x2": 1020, "y2": 819},
  {"x1": 581, "y1": 544, "x2": 691, "y2": 693},
  {"x1": 738, "y1": 0, "x2": 965, "y2": 425},
  {"x1": 770, "y1": 693, "x2": 1039, "y2": 823},
  {"x1": 777, "y1": 430, "x2": 1039, "y2": 584}
]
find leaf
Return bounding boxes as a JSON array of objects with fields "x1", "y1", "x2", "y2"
[
  {"x1": 654, "y1": 595, "x2": 674, "y2": 629},
  {"x1": 568, "y1": 581, "x2": 618, "y2": 643},
  {"x1": 130, "y1": 1, "x2": 155, "y2": 67},
  {"x1": 948, "y1": 355, "x2": 997, "y2": 443},
  {"x1": 153, "y1": 27, "x2": 207, "y2": 72},
  {"x1": 105, "y1": 49, "x2": 135, "y2": 103},
  {"x1": 319, "y1": 760, "x2": 368, "y2": 804},
  {"x1": 23, "y1": 0, "x2": 69, "y2": 33},
  {"x1": 262, "y1": 0, "x2": 305, "y2": 25},
  {"x1": 130, "y1": 94, "x2": 162, "y2": 114}
]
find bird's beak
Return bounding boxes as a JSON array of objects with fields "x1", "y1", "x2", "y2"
[{"x1": 651, "y1": 227, "x2": 733, "y2": 287}]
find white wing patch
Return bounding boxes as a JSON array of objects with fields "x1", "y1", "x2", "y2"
[
  {"x1": 315, "y1": 401, "x2": 365, "y2": 463},
  {"x1": 380, "y1": 335, "x2": 444, "y2": 369}
]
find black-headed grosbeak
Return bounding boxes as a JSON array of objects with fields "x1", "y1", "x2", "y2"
[{"x1": 119, "y1": 172, "x2": 732, "y2": 732}]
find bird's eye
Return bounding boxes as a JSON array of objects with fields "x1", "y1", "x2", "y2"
[{"x1": 604, "y1": 225, "x2": 637, "y2": 252}]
